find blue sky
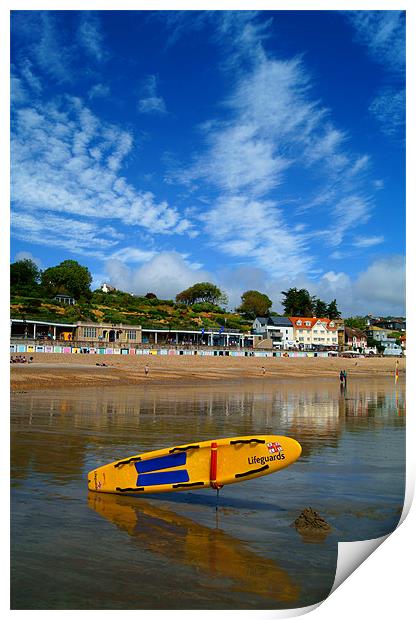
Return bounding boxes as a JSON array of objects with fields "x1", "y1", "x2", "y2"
[{"x1": 10, "y1": 9, "x2": 406, "y2": 316}]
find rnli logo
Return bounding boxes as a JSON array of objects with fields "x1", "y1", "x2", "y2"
[{"x1": 267, "y1": 441, "x2": 283, "y2": 454}]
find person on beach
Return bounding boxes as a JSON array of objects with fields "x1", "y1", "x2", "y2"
[
  {"x1": 339, "y1": 370, "x2": 344, "y2": 385},
  {"x1": 144, "y1": 364, "x2": 149, "y2": 376},
  {"x1": 343, "y1": 370, "x2": 347, "y2": 385},
  {"x1": 261, "y1": 366, "x2": 266, "y2": 375}
]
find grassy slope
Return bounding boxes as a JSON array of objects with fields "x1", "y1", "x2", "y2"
[{"x1": 10, "y1": 290, "x2": 253, "y2": 332}]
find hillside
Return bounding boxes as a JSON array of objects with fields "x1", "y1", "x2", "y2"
[{"x1": 10, "y1": 289, "x2": 253, "y2": 332}]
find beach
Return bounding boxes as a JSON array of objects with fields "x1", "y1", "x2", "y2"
[{"x1": 10, "y1": 353, "x2": 404, "y2": 392}]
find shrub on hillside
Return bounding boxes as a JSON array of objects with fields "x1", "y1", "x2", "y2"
[{"x1": 191, "y1": 302, "x2": 225, "y2": 313}]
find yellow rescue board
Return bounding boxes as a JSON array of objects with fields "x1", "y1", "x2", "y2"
[{"x1": 88, "y1": 435, "x2": 302, "y2": 495}]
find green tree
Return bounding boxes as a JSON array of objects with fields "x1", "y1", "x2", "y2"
[
  {"x1": 176, "y1": 282, "x2": 228, "y2": 307},
  {"x1": 326, "y1": 299, "x2": 341, "y2": 319},
  {"x1": 344, "y1": 316, "x2": 367, "y2": 330},
  {"x1": 237, "y1": 290, "x2": 273, "y2": 319},
  {"x1": 41, "y1": 260, "x2": 92, "y2": 300},
  {"x1": 313, "y1": 298, "x2": 328, "y2": 317},
  {"x1": 281, "y1": 288, "x2": 315, "y2": 316},
  {"x1": 10, "y1": 259, "x2": 41, "y2": 287}
]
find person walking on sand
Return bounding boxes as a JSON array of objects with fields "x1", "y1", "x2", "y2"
[
  {"x1": 339, "y1": 370, "x2": 344, "y2": 385},
  {"x1": 343, "y1": 370, "x2": 347, "y2": 385},
  {"x1": 144, "y1": 364, "x2": 149, "y2": 377},
  {"x1": 261, "y1": 366, "x2": 266, "y2": 375}
]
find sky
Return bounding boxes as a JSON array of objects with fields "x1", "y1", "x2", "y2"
[{"x1": 10, "y1": 8, "x2": 406, "y2": 317}]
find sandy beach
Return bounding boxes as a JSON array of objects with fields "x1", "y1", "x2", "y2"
[{"x1": 10, "y1": 353, "x2": 405, "y2": 392}]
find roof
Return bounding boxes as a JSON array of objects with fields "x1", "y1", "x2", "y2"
[
  {"x1": 269, "y1": 316, "x2": 293, "y2": 327},
  {"x1": 345, "y1": 326, "x2": 367, "y2": 338},
  {"x1": 254, "y1": 317, "x2": 269, "y2": 325},
  {"x1": 289, "y1": 317, "x2": 338, "y2": 331}
]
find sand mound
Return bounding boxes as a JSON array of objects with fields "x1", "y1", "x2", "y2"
[{"x1": 291, "y1": 507, "x2": 331, "y2": 541}]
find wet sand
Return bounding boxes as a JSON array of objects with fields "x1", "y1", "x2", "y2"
[{"x1": 10, "y1": 353, "x2": 404, "y2": 392}]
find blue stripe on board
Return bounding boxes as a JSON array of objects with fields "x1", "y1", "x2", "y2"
[
  {"x1": 134, "y1": 452, "x2": 187, "y2": 474},
  {"x1": 137, "y1": 470, "x2": 189, "y2": 487}
]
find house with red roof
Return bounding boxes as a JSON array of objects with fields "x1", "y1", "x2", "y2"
[{"x1": 289, "y1": 317, "x2": 339, "y2": 351}]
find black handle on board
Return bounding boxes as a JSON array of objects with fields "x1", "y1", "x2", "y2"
[{"x1": 230, "y1": 439, "x2": 266, "y2": 445}]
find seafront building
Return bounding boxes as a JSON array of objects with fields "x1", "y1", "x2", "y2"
[
  {"x1": 252, "y1": 316, "x2": 295, "y2": 349},
  {"x1": 344, "y1": 326, "x2": 367, "y2": 352},
  {"x1": 10, "y1": 316, "x2": 404, "y2": 356},
  {"x1": 289, "y1": 317, "x2": 339, "y2": 351},
  {"x1": 10, "y1": 319, "x2": 257, "y2": 349}
]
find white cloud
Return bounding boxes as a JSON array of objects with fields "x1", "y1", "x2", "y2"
[
  {"x1": 11, "y1": 96, "x2": 193, "y2": 248},
  {"x1": 345, "y1": 12, "x2": 405, "y2": 141},
  {"x1": 369, "y1": 88, "x2": 405, "y2": 138},
  {"x1": 105, "y1": 252, "x2": 212, "y2": 299},
  {"x1": 352, "y1": 235, "x2": 384, "y2": 248},
  {"x1": 77, "y1": 12, "x2": 107, "y2": 62},
  {"x1": 14, "y1": 251, "x2": 42, "y2": 268},
  {"x1": 11, "y1": 211, "x2": 123, "y2": 260},
  {"x1": 228, "y1": 250, "x2": 404, "y2": 317},
  {"x1": 345, "y1": 11, "x2": 405, "y2": 74},
  {"x1": 88, "y1": 83, "x2": 110, "y2": 99},
  {"x1": 174, "y1": 31, "x2": 376, "y2": 277},
  {"x1": 327, "y1": 196, "x2": 372, "y2": 247},
  {"x1": 354, "y1": 255, "x2": 405, "y2": 312},
  {"x1": 109, "y1": 247, "x2": 157, "y2": 263},
  {"x1": 203, "y1": 195, "x2": 311, "y2": 277},
  {"x1": 219, "y1": 255, "x2": 405, "y2": 317},
  {"x1": 138, "y1": 75, "x2": 167, "y2": 115}
]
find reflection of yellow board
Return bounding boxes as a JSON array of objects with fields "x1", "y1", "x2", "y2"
[
  {"x1": 88, "y1": 435, "x2": 302, "y2": 495},
  {"x1": 88, "y1": 492, "x2": 300, "y2": 603}
]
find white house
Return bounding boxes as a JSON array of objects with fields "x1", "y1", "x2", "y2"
[
  {"x1": 289, "y1": 317, "x2": 339, "y2": 350},
  {"x1": 252, "y1": 316, "x2": 295, "y2": 349},
  {"x1": 101, "y1": 283, "x2": 116, "y2": 293}
]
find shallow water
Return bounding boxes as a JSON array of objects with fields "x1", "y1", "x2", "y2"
[{"x1": 11, "y1": 377, "x2": 405, "y2": 609}]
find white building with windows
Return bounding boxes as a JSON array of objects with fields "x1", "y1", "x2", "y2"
[
  {"x1": 289, "y1": 317, "x2": 339, "y2": 350},
  {"x1": 252, "y1": 316, "x2": 295, "y2": 349}
]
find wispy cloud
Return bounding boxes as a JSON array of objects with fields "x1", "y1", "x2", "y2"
[
  {"x1": 138, "y1": 75, "x2": 167, "y2": 115},
  {"x1": 345, "y1": 10, "x2": 405, "y2": 74},
  {"x1": 77, "y1": 12, "x2": 107, "y2": 62},
  {"x1": 369, "y1": 88, "x2": 405, "y2": 138},
  {"x1": 203, "y1": 196, "x2": 311, "y2": 277},
  {"x1": 171, "y1": 17, "x2": 375, "y2": 277},
  {"x1": 327, "y1": 196, "x2": 372, "y2": 247},
  {"x1": 109, "y1": 247, "x2": 157, "y2": 263},
  {"x1": 352, "y1": 235, "x2": 384, "y2": 248},
  {"x1": 88, "y1": 83, "x2": 110, "y2": 99},
  {"x1": 11, "y1": 211, "x2": 122, "y2": 260},
  {"x1": 344, "y1": 11, "x2": 405, "y2": 141},
  {"x1": 12, "y1": 11, "x2": 108, "y2": 87},
  {"x1": 11, "y1": 92, "x2": 194, "y2": 258},
  {"x1": 34, "y1": 12, "x2": 75, "y2": 84}
]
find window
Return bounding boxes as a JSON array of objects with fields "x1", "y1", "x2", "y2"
[
  {"x1": 305, "y1": 321, "x2": 311, "y2": 326},
  {"x1": 83, "y1": 327, "x2": 97, "y2": 338},
  {"x1": 126, "y1": 330, "x2": 137, "y2": 339},
  {"x1": 296, "y1": 320, "x2": 302, "y2": 326}
]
